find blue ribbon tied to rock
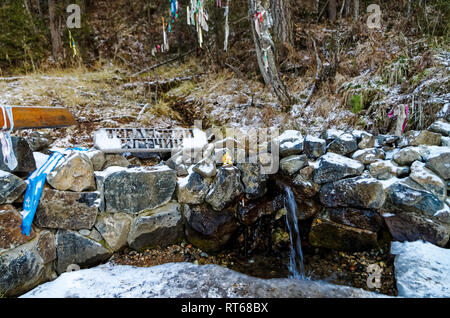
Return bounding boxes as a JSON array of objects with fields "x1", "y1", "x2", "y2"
[{"x1": 21, "y1": 147, "x2": 88, "y2": 236}]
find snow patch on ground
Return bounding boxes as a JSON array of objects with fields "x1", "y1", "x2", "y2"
[{"x1": 391, "y1": 240, "x2": 450, "y2": 298}]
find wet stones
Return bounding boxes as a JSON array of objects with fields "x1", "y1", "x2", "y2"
[
  {"x1": 127, "y1": 202, "x2": 184, "y2": 251},
  {"x1": 309, "y1": 213, "x2": 378, "y2": 252},
  {"x1": 205, "y1": 166, "x2": 244, "y2": 211},
  {"x1": 237, "y1": 162, "x2": 268, "y2": 200},
  {"x1": 383, "y1": 212, "x2": 449, "y2": 247},
  {"x1": 183, "y1": 204, "x2": 238, "y2": 252},
  {"x1": 313, "y1": 153, "x2": 364, "y2": 184},
  {"x1": 103, "y1": 166, "x2": 177, "y2": 214},
  {"x1": 47, "y1": 152, "x2": 96, "y2": 192},
  {"x1": 34, "y1": 189, "x2": 100, "y2": 230},
  {"x1": 328, "y1": 208, "x2": 383, "y2": 233}
]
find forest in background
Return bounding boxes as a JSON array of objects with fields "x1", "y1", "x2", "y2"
[{"x1": 0, "y1": 0, "x2": 449, "y2": 138}]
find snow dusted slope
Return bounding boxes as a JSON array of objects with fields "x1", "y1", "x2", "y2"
[
  {"x1": 20, "y1": 262, "x2": 385, "y2": 298},
  {"x1": 391, "y1": 241, "x2": 450, "y2": 298}
]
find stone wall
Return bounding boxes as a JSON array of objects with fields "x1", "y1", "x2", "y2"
[{"x1": 1, "y1": 118, "x2": 449, "y2": 296}]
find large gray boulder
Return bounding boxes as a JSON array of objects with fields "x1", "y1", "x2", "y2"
[
  {"x1": 103, "y1": 166, "x2": 176, "y2": 214},
  {"x1": 55, "y1": 230, "x2": 112, "y2": 274},
  {"x1": 21, "y1": 262, "x2": 385, "y2": 298},
  {"x1": 382, "y1": 212, "x2": 449, "y2": 247},
  {"x1": 205, "y1": 166, "x2": 244, "y2": 211},
  {"x1": 0, "y1": 231, "x2": 56, "y2": 296},
  {"x1": 381, "y1": 179, "x2": 449, "y2": 246},
  {"x1": 319, "y1": 176, "x2": 386, "y2": 209},
  {"x1": 46, "y1": 152, "x2": 96, "y2": 192},
  {"x1": 95, "y1": 213, "x2": 132, "y2": 252},
  {"x1": 0, "y1": 136, "x2": 36, "y2": 173},
  {"x1": 127, "y1": 202, "x2": 184, "y2": 251},
  {"x1": 391, "y1": 240, "x2": 450, "y2": 298},
  {"x1": 35, "y1": 189, "x2": 100, "y2": 230},
  {"x1": 327, "y1": 133, "x2": 358, "y2": 156},
  {"x1": 0, "y1": 170, "x2": 27, "y2": 204},
  {"x1": 313, "y1": 153, "x2": 364, "y2": 184}
]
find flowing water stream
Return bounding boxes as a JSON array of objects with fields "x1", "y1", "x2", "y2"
[{"x1": 284, "y1": 186, "x2": 306, "y2": 279}]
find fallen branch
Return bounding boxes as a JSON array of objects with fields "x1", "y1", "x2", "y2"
[{"x1": 131, "y1": 49, "x2": 196, "y2": 77}]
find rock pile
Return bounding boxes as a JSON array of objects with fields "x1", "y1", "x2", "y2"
[{"x1": 1, "y1": 117, "x2": 449, "y2": 296}]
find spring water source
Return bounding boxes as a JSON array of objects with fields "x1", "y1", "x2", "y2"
[{"x1": 284, "y1": 186, "x2": 306, "y2": 279}]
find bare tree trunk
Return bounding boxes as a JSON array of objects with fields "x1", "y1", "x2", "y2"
[
  {"x1": 328, "y1": 0, "x2": 337, "y2": 21},
  {"x1": 353, "y1": 0, "x2": 359, "y2": 21},
  {"x1": 23, "y1": 0, "x2": 37, "y2": 33},
  {"x1": 49, "y1": 0, "x2": 63, "y2": 62},
  {"x1": 270, "y1": 0, "x2": 293, "y2": 46},
  {"x1": 249, "y1": 0, "x2": 291, "y2": 108},
  {"x1": 344, "y1": 0, "x2": 350, "y2": 17}
]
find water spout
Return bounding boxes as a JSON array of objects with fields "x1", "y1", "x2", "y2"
[{"x1": 284, "y1": 186, "x2": 306, "y2": 279}]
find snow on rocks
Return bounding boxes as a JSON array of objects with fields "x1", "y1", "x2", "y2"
[
  {"x1": 391, "y1": 240, "x2": 450, "y2": 298},
  {"x1": 410, "y1": 161, "x2": 447, "y2": 201},
  {"x1": 103, "y1": 165, "x2": 177, "y2": 214},
  {"x1": 313, "y1": 152, "x2": 364, "y2": 184},
  {"x1": 369, "y1": 160, "x2": 410, "y2": 180},
  {"x1": 428, "y1": 119, "x2": 450, "y2": 137},
  {"x1": 352, "y1": 148, "x2": 385, "y2": 164}
]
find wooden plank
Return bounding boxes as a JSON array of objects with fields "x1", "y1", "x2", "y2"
[{"x1": 0, "y1": 106, "x2": 76, "y2": 130}]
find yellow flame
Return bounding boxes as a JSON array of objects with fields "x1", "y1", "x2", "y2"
[{"x1": 222, "y1": 152, "x2": 233, "y2": 165}]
